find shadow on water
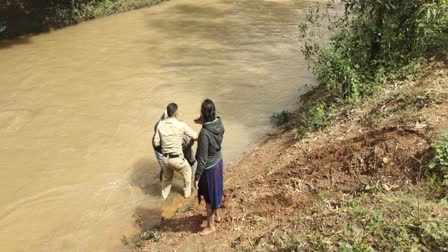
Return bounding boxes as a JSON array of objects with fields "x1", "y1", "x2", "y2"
[
  {"x1": 133, "y1": 206, "x2": 164, "y2": 229},
  {"x1": 0, "y1": 5, "x2": 53, "y2": 45},
  {"x1": 144, "y1": 0, "x2": 299, "y2": 46},
  {"x1": 141, "y1": 0, "x2": 309, "y2": 112},
  {"x1": 129, "y1": 158, "x2": 186, "y2": 197},
  {"x1": 145, "y1": 0, "x2": 299, "y2": 39},
  {"x1": 129, "y1": 158, "x2": 161, "y2": 197},
  {"x1": 171, "y1": 4, "x2": 232, "y2": 18},
  {"x1": 0, "y1": 36, "x2": 33, "y2": 50}
]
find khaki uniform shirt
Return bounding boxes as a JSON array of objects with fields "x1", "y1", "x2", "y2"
[{"x1": 153, "y1": 117, "x2": 197, "y2": 155}]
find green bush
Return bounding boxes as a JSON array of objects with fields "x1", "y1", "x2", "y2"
[
  {"x1": 313, "y1": 49, "x2": 362, "y2": 102},
  {"x1": 429, "y1": 130, "x2": 448, "y2": 198},
  {"x1": 121, "y1": 229, "x2": 161, "y2": 248},
  {"x1": 0, "y1": 22, "x2": 6, "y2": 33},
  {"x1": 0, "y1": 0, "x2": 166, "y2": 39},
  {"x1": 270, "y1": 111, "x2": 291, "y2": 126},
  {"x1": 294, "y1": 103, "x2": 328, "y2": 139},
  {"x1": 299, "y1": 0, "x2": 448, "y2": 102},
  {"x1": 431, "y1": 131, "x2": 448, "y2": 173}
]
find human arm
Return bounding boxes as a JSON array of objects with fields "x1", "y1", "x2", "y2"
[
  {"x1": 194, "y1": 130, "x2": 208, "y2": 182},
  {"x1": 194, "y1": 115, "x2": 204, "y2": 125},
  {"x1": 153, "y1": 126, "x2": 161, "y2": 147},
  {"x1": 182, "y1": 135, "x2": 194, "y2": 150},
  {"x1": 183, "y1": 122, "x2": 198, "y2": 140}
]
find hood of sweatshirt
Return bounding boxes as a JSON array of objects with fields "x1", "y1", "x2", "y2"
[
  {"x1": 194, "y1": 116, "x2": 225, "y2": 181},
  {"x1": 202, "y1": 117, "x2": 224, "y2": 155},
  {"x1": 203, "y1": 117, "x2": 224, "y2": 134}
]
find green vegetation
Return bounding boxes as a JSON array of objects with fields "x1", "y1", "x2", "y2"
[
  {"x1": 299, "y1": 0, "x2": 448, "y2": 102},
  {"x1": 257, "y1": 2, "x2": 448, "y2": 250},
  {"x1": 121, "y1": 230, "x2": 161, "y2": 248},
  {"x1": 121, "y1": 214, "x2": 161, "y2": 248},
  {"x1": 52, "y1": 0, "x2": 166, "y2": 25},
  {"x1": 271, "y1": 111, "x2": 291, "y2": 126},
  {"x1": 429, "y1": 130, "x2": 448, "y2": 199},
  {"x1": 0, "y1": 22, "x2": 6, "y2": 33},
  {"x1": 246, "y1": 192, "x2": 448, "y2": 251},
  {"x1": 0, "y1": 0, "x2": 166, "y2": 39},
  {"x1": 293, "y1": 102, "x2": 328, "y2": 139},
  {"x1": 282, "y1": 0, "x2": 448, "y2": 139}
]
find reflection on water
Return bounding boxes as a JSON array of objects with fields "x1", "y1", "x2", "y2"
[{"x1": 0, "y1": 0, "x2": 315, "y2": 251}]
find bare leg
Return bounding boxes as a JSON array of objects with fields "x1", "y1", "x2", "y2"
[
  {"x1": 199, "y1": 204, "x2": 216, "y2": 235},
  {"x1": 214, "y1": 209, "x2": 221, "y2": 223}
]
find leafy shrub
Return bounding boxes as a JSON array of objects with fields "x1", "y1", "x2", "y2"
[
  {"x1": 313, "y1": 49, "x2": 362, "y2": 102},
  {"x1": 431, "y1": 131, "x2": 448, "y2": 173},
  {"x1": 429, "y1": 130, "x2": 448, "y2": 198},
  {"x1": 0, "y1": 0, "x2": 166, "y2": 39},
  {"x1": 309, "y1": 103, "x2": 327, "y2": 129},
  {"x1": 121, "y1": 229, "x2": 161, "y2": 248},
  {"x1": 420, "y1": 218, "x2": 448, "y2": 250},
  {"x1": 294, "y1": 103, "x2": 328, "y2": 139},
  {"x1": 0, "y1": 22, "x2": 6, "y2": 33},
  {"x1": 140, "y1": 230, "x2": 161, "y2": 242},
  {"x1": 299, "y1": 0, "x2": 448, "y2": 102},
  {"x1": 270, "y1": 111, "x2": 291, "y2": 126}
]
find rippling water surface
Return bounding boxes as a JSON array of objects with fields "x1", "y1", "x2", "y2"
[{"x1": 0, "y1": 0, "x2": 315, "y2": 251}]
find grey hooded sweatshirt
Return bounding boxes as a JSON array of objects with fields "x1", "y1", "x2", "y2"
[{"x1": 194, "y1": 117, "x2": 225, "y2": 181}]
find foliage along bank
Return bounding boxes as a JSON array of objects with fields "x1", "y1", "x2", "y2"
[
  {"x1": 273, "y1": 0, "x2": 448, "y2": 198},
  {"x1": 299, "y1": 0, "x2": 448, "y2": 102},
  {"x1": 274, "y1": 0, "x2": 448, "y2": 139},
  {"x1": 0, "y1": 0, "x2": 167, "y2": 40}
]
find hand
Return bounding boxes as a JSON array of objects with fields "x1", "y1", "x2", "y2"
[
  {"x1": 194, "y1": 116, "x2": 204, "y2": 125},
  {"x1": 194, "y1": 180, "x2": 199, "y2": 190}
]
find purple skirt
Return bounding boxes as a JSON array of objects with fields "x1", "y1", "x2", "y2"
[{"x1": 198, "y1": 159, "x2": 223, "y2": 210}]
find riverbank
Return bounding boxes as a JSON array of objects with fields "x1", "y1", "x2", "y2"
[
  {"x1": 0, "y1": 0, "x2": 167, "y2": 40},
  {"x1": 126, "y1": 57, "x2": 448, "y2": 251}
]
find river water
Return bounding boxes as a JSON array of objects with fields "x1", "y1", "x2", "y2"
[{"x1": 0, "y1": 0, "x2": 315, "y2": 251}]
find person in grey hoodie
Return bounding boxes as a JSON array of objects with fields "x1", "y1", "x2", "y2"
[{"x1": 193, "y1": 99, "x2": 225, "y2": 236}]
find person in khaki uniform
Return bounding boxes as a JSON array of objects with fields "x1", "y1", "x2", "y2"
[{"x1": 153, "y1": 103, "x2": 198, "y2": 199}]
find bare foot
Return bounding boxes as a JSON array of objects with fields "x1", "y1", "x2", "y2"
[
  {"x1": 199, "y1": 226, "x2": 216, "y2": 236},
  {"x1": 215, "y1": 216, "x2": 222, "y2": 223}
]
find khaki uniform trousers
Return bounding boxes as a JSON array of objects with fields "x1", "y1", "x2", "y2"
[{"x1": 161, "y1": 155, "x2": 192, "y2": 199}]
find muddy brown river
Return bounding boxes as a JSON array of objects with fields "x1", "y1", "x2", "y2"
[{"x1": 0, "y1": 0, "x2": 315, "y2": 251}]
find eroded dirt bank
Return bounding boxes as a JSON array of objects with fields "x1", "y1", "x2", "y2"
[{"x1": 130, "y1": 59, "x2": 448, "y2": 251}]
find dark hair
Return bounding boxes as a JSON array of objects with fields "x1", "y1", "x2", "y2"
[
  {"x1": 166, "y1": 103, "x2": 178, "y2": 117},
  {"x1": 201, "y1": 99, "x2": 216, "y2": 123}
]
